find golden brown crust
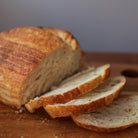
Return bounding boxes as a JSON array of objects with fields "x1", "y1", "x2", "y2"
[
  {"x1": 0, "y1": 27, "x2": 66, "y2": 53},
  {"x1": 72, "y1": 117, "x2": 138, "y2": 132},
  {"x1": 0, "y1": 26, "x2": 83, "y2": 108},
  {"x1": 72, "y1": 95, "x2": 138, "y2": 133},
  {"x1": 0, "y1": 38, "x2": 45, "y2": 75},
  {"x1": 45, "y1": 81, "x2": 125, "y2": 118},
  {"x1": 26, "y1": 65, "x2": 110, "y2": 113},
  {"x1": 0, "y1": 94, "x2": 20, "y2": 108},
  {"x1": 26, "y1": 76, "x2": 101, "y2": 112}
]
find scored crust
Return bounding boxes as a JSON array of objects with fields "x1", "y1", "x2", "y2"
[
  {"x1": 45, "y1": 76, "x2": 126, "y2": 118},
  {"x1": 72, "y1": 95, "x2": 138, "y2": 133},
  {"x1": 25, "y1": 65, "x2": 110, "y2": 113},
  {"x1": 0, "y1": 26, "x2": 84, "y2": 108}
]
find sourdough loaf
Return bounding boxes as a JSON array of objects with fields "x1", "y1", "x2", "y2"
[
  {"x1": 45, "y1": 76, "x2": 126, "y2": 118},
  {"x1": 0, "y1": 27, "x2": 84, "y2": 108},
  {"x1": 72, "y1": 95, "x2": 138, "y2": 132},
  {"x1": 25, "y1": 64, "x2": 110, "y2": 112}
]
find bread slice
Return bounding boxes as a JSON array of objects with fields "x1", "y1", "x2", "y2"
[
  {"x1": 72, "y1": 95, "x2": 138, "y2": 132},
  {"x1": 45, "y1": 76, "x2": 126, "y2": 118},
  {"x1": 25, "y1": 64, "x2": 110, "y2": 112},
  {"x1": 0, "y1": 27, "x2": 84, "y2": 108}
]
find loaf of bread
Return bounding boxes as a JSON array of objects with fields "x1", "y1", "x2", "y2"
[
  {"x1": 1, "y1": 26, "x2": 136, "y2": 133},
  {"x1": 25, "y1": 64, "x2": 110, "y2": 112},
  {"x1": 72, "y1": 95, "x2": 138, "y2": 132},
  {"x1": 45, "y1": 76, "x2": 126, "y2": 118},
  {"x1": 0, "y1": 27, "x2": 84, "y2": 108}
]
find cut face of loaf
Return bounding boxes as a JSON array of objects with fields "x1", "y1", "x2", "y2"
[
  {"x1": 0, "y1": 27, "x2": 83, "y2": 108},
  {"x1": 25, "y1": 64, "x2": 110, "y2": 113},
  {"x1": 45, "y1": 76, "x2": 126, "y2": 118},
  {"x1": 72, "y1": 95, "x2": 138, "y2": 132}
]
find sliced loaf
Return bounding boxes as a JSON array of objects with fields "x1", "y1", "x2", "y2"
[
  {"x1": 45, "y1": 76, "x2": 126, "y2": 118},
  {"x1": 72, "y1": 95, "x2": 138, "y2": 132},
  {"x1": 0, "y1": 27, "x2": 83, "y2": 108},
  {"x1": 25, "y1": 64, "x2": 110, "y2": 112}
]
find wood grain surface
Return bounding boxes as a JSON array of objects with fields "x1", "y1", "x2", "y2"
[{"x1": 0, "y1": 52, "x2": 138, "y2": 138}]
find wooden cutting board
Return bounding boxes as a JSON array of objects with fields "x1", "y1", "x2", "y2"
[{"x1": 0, "y1": 53, "x2": 138, "y2": 138}]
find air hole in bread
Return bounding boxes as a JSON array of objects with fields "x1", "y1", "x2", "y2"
[
  {"x1": 35, "y1": 75, "x2": 41, "y2": 81},
  {"x1": 115, "y1": 80, "x2": 121, "y2": 83},
  {"x1": 111, "y1": 83, "x2": 116, "y2": 87}
]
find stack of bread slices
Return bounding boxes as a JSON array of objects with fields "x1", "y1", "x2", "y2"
[
  {"x1": 0, "y1": 27, "x2": 137, "y2": 132},
  {"x1": 25, "y1": 64, "x2": 138, "y2": 132}
]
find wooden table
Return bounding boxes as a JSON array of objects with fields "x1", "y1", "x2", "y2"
[{"x1": 0, "y1": 53, "x2": 138, "y2": 138}]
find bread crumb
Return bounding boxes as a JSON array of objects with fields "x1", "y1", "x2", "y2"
[
  {"x1": 14, "y1": 107, "x2": 25, "y2": 114},
  {"x1": 41, "y1": 118, "x2": 50, "y2": 126},
  {"x1": 19, "y1": 109, "x2": 23, "y2": 113},
  {"x1": 41, "y1": 120, "x2": 45, "y2": 124},
  {"x1": 14, "y1": 109, "x2": 23, "y2": 114}
]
